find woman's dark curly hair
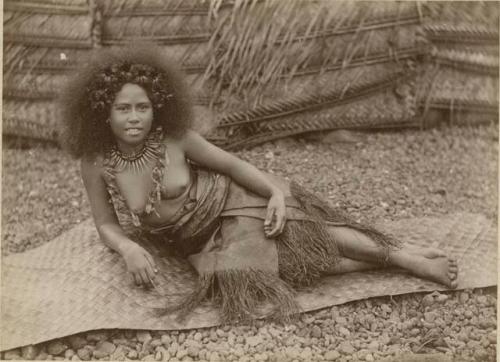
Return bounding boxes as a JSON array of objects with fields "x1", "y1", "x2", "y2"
[{"x1": 59, "y1": 43, "x2": 193, "y2": 158}]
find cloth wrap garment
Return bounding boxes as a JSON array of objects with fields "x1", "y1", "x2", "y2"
[{"x1": 104, "y1": 158, "x2": 400, "y2": 323}]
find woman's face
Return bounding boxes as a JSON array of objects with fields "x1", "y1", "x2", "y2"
[{"x1": 109, "y1": 83, "x2": 153, "y2": 153}]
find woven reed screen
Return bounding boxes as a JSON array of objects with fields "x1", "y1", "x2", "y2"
[{"x1": 3, "y1": 0, "x2": 498, "y2": 149}]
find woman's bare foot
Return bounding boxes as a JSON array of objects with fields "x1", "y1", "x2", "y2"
[{"x1": 404, "y1": 253, "x2": 458, "y2": 289}]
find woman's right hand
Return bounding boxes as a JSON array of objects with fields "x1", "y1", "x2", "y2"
[{"x1": 122, "y1": 243, "x2": 158, "y2": 287}]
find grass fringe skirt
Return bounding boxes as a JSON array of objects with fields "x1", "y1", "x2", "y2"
[{"x1": 166, "y1": 182, "x2": 401, "y2": 323}]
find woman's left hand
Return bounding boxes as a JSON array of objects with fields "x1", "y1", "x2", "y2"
[{"x1": 264, "y1": 191, "x2": 287, "y2": 237}]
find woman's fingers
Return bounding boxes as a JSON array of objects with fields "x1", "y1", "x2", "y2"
[
  {"x1": 133, "y1": 272, "x2": 142, "y2": 286},
  {"x1": 139, "y1": 269, "x2": 151, "y2": 287},
  {"x1": 264, "y1": 207, "x2": 275, "y2": 227},
  {"x1": 268, "y1": 211, "x2": 285, "y2": 236},
  {"x1": 143, "y1": 252, "x2": 158, "y2": 274},
  {"x1": 145, "y1": 263, "x2": 156, "y2": 284},
  {"x1": 264, "y1": 207, "x2": 275, "y2": 237}
]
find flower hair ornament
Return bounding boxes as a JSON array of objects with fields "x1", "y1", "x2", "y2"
[{"x1": 86, "y1": 61, "x2": 174, "y2": 115}]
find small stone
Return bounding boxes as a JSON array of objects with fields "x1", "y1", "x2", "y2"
[
  {"x1": 410, "y1": 328, "x2": 420, "y2": 337},
  {"x1": 127, "y1": 350, "x2": 139, "y2": 359},
  {"x1": 193, "y1": 332, "x2": 202, "y2": 342},
  {"x1": 153, "y1": 350, "x2": 161, "y2": 361},
  {"x1": 422, "y1": 293, "x2": 435, "y2": 307},
  {"x1": 488, "y1": 331, "x2": 497, "y2": 344},
  {"x1": 137, "y1": 331, "x2": 153, "y2": 343},
  {"x1": 311, "y1": 325, "x2": 322, "y2": 338},
  {"x1": 424, "y1": 311, "x2": 438, "y2": 322},
  {"x1": 435, "y1": 293, "x2": 449, "y2": 303},
  {"x1": 64, "y1": 349, "x2": 75, "y2": 359},
  {"x1": 36, "y1": 351, "x2": 49, "y2": 361},
  {"x1": 459, "y1": 292, "x2": 469, "y2": 303},
  {"x1": 464, "y1": 310, "x2": 473, "y2": 318},
  {"x1": 338, "y1": 341, "x2": 355, "y2": 355},
  {"x1": 245, "y1": 335, "x2": 263, "y2": 347},
  {"x1": 209, "y1": 351, "x2": 220, "y2": 362},
  {"x1": 142, "y1": 354, "x2": 155, "y2": 361},
  {"x1": 86, "y1": 331, "x2": 108, "y2": 342},
  {"x1": 234, "y1": 347, "x2": 245, "y2": 357},
  {"x1": 68, "y1": 336, "x2": 87, "y2": 350},
  {"x1": 161, "y1": 335, "x2": 171, "y2": 346},
  {"x1": 380, "y1": 304, "x2": 391, "y2": 314},
  {"x1": 151, "y1": 339, "x2": 162, "y2": 348},
  {"x1": 457, "y1": 332, "x2": 469, "y2": 342},
  {"x1": 477, "y1": 295, "x2": 488, "y2": 305},
  {"x1": 178, "y1": 333, "x2": 186, "y2": 345},
  {"x1": 303, "y1": 316, "x2": 315, "y2": 324},
  {"x1": 338, "y1": 327, "x2": 350, "y2": 337},
  {"x1": 76, "y1": 348, "x2": 92, "y2": 361},
  {"x1": 111, "y1": 346, "x2": 127, "y2": 360},
  {"x1": 300, "y1": 347, "x2": 312, "y2": 359},
  {"x1": 324, "y1": 350, "x2": 341, "y2": 360},
  {"x1": 21, "y1": 345, "x2": 39, "y2": 360},
  {"x1": 71, "y1": 355, "x2": 81, "y2": 361},
  {"x1": 4, "y1": 349, "x2": 22, "y2": 360},
  {"x1": 366, "y1": 341, "x2": 379, "y2": 351},
  {"x1": 476, "y1": 348, "x2": 489, "y2": 361},
  {"x1": 92, "y1": 341, "x2": 116, "y2": 358},
  {"x1": 198, "y1": 349, "x2": 207, "y2": 360},
  {"x1": 467, "y1": 340, "x2": 480, "y2": 349},
  {"x1": 47, "y1": 341, "x2": 68, "y2": 356},
  {"x1": 187, "y1": 346, "x2": 199, "y2": 358},
  {"x1": 478, "y1": 317, "x2": 496, "y2": 329},
  {"x1": 216, "y1": 329, "x2": 226, "y2": 338},
  {"x1": 176, "y1": 348, "x2": 188, "y2": 359},
  {"x1": 481, "y1": 338, "x2": 491, "y2": 348},
  {"x1": 168, "y1": 342, "x2": 179, "y2": 356},
  {"x1": 210, "y1": 331, "x2": 218, "y2": 342},
  {"x1": 365, "y1": 353, "x2": 374, "y2": 362},
  {"x1": 155, "y1": 347, "x2": 169, "y2": 360},
  {"x1": 284, "y1": 346, "x2": 300, "y2": 359}
]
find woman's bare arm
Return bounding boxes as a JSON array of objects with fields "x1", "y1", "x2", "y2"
[
  {"x1": 181, "y1": 130, "x2": 286, "y2": 236},
  {"x1": 80, "y1": 157, "x2": 136, "y2": 254},
  {"x1": 80, "y1": 158, "x2": 157, "y2": 285}
]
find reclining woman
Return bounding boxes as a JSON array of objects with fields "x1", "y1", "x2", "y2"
[{"x1": 60, "y1": 45, "x2": 458, "y2": 322}]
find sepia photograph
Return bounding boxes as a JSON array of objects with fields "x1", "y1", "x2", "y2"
[{"x1": 1, "y1": 1, "x2": 498, "y2": 361}]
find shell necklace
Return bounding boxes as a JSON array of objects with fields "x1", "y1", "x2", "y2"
[{"x1": 105, "y1": 127, "x2": 168, "y2": 226}]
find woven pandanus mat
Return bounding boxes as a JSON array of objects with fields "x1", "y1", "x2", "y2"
[{"x1": 1, "y1": 213, "x2": 496, "y2": 351}]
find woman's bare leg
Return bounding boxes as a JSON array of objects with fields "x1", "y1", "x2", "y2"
[
  {"x1": 329, "y1": 226, "x2": 458, "y2": 288},
  {"x1": 325, "y1": 257, "x2": 381, "y2": 275}
]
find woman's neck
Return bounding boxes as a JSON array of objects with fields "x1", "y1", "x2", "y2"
[{"x1": 116, "y1": 141, "x2": 145, "y2": 156}]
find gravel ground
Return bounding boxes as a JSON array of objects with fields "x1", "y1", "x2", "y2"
[{"x1": 1, "y1": 124, "x2": 498, "y2": 361}]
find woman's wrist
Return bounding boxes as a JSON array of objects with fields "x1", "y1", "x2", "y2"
[
  {"x1": 121, "y1": 241, "x2": 140, "y2": 256},
  {"x1": 270, "y1": 188, "x2": 284, "y2": 199}
]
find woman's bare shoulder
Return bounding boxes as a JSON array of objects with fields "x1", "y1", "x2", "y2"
[
  {"x1": 164, "y1": 131, "x2": 197, "y2": 154},
  {"x1": 80, "y1": 154, "x2": 105, "y2": 179}
]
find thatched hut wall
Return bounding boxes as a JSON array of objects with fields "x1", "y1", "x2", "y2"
[{"x1": 3, "y1": 0, "x2": 498, "y2": 149}]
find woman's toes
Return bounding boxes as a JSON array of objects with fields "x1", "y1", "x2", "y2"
[{"x1": 435, "y1": 249, "x2": 446, "y2": 257}]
